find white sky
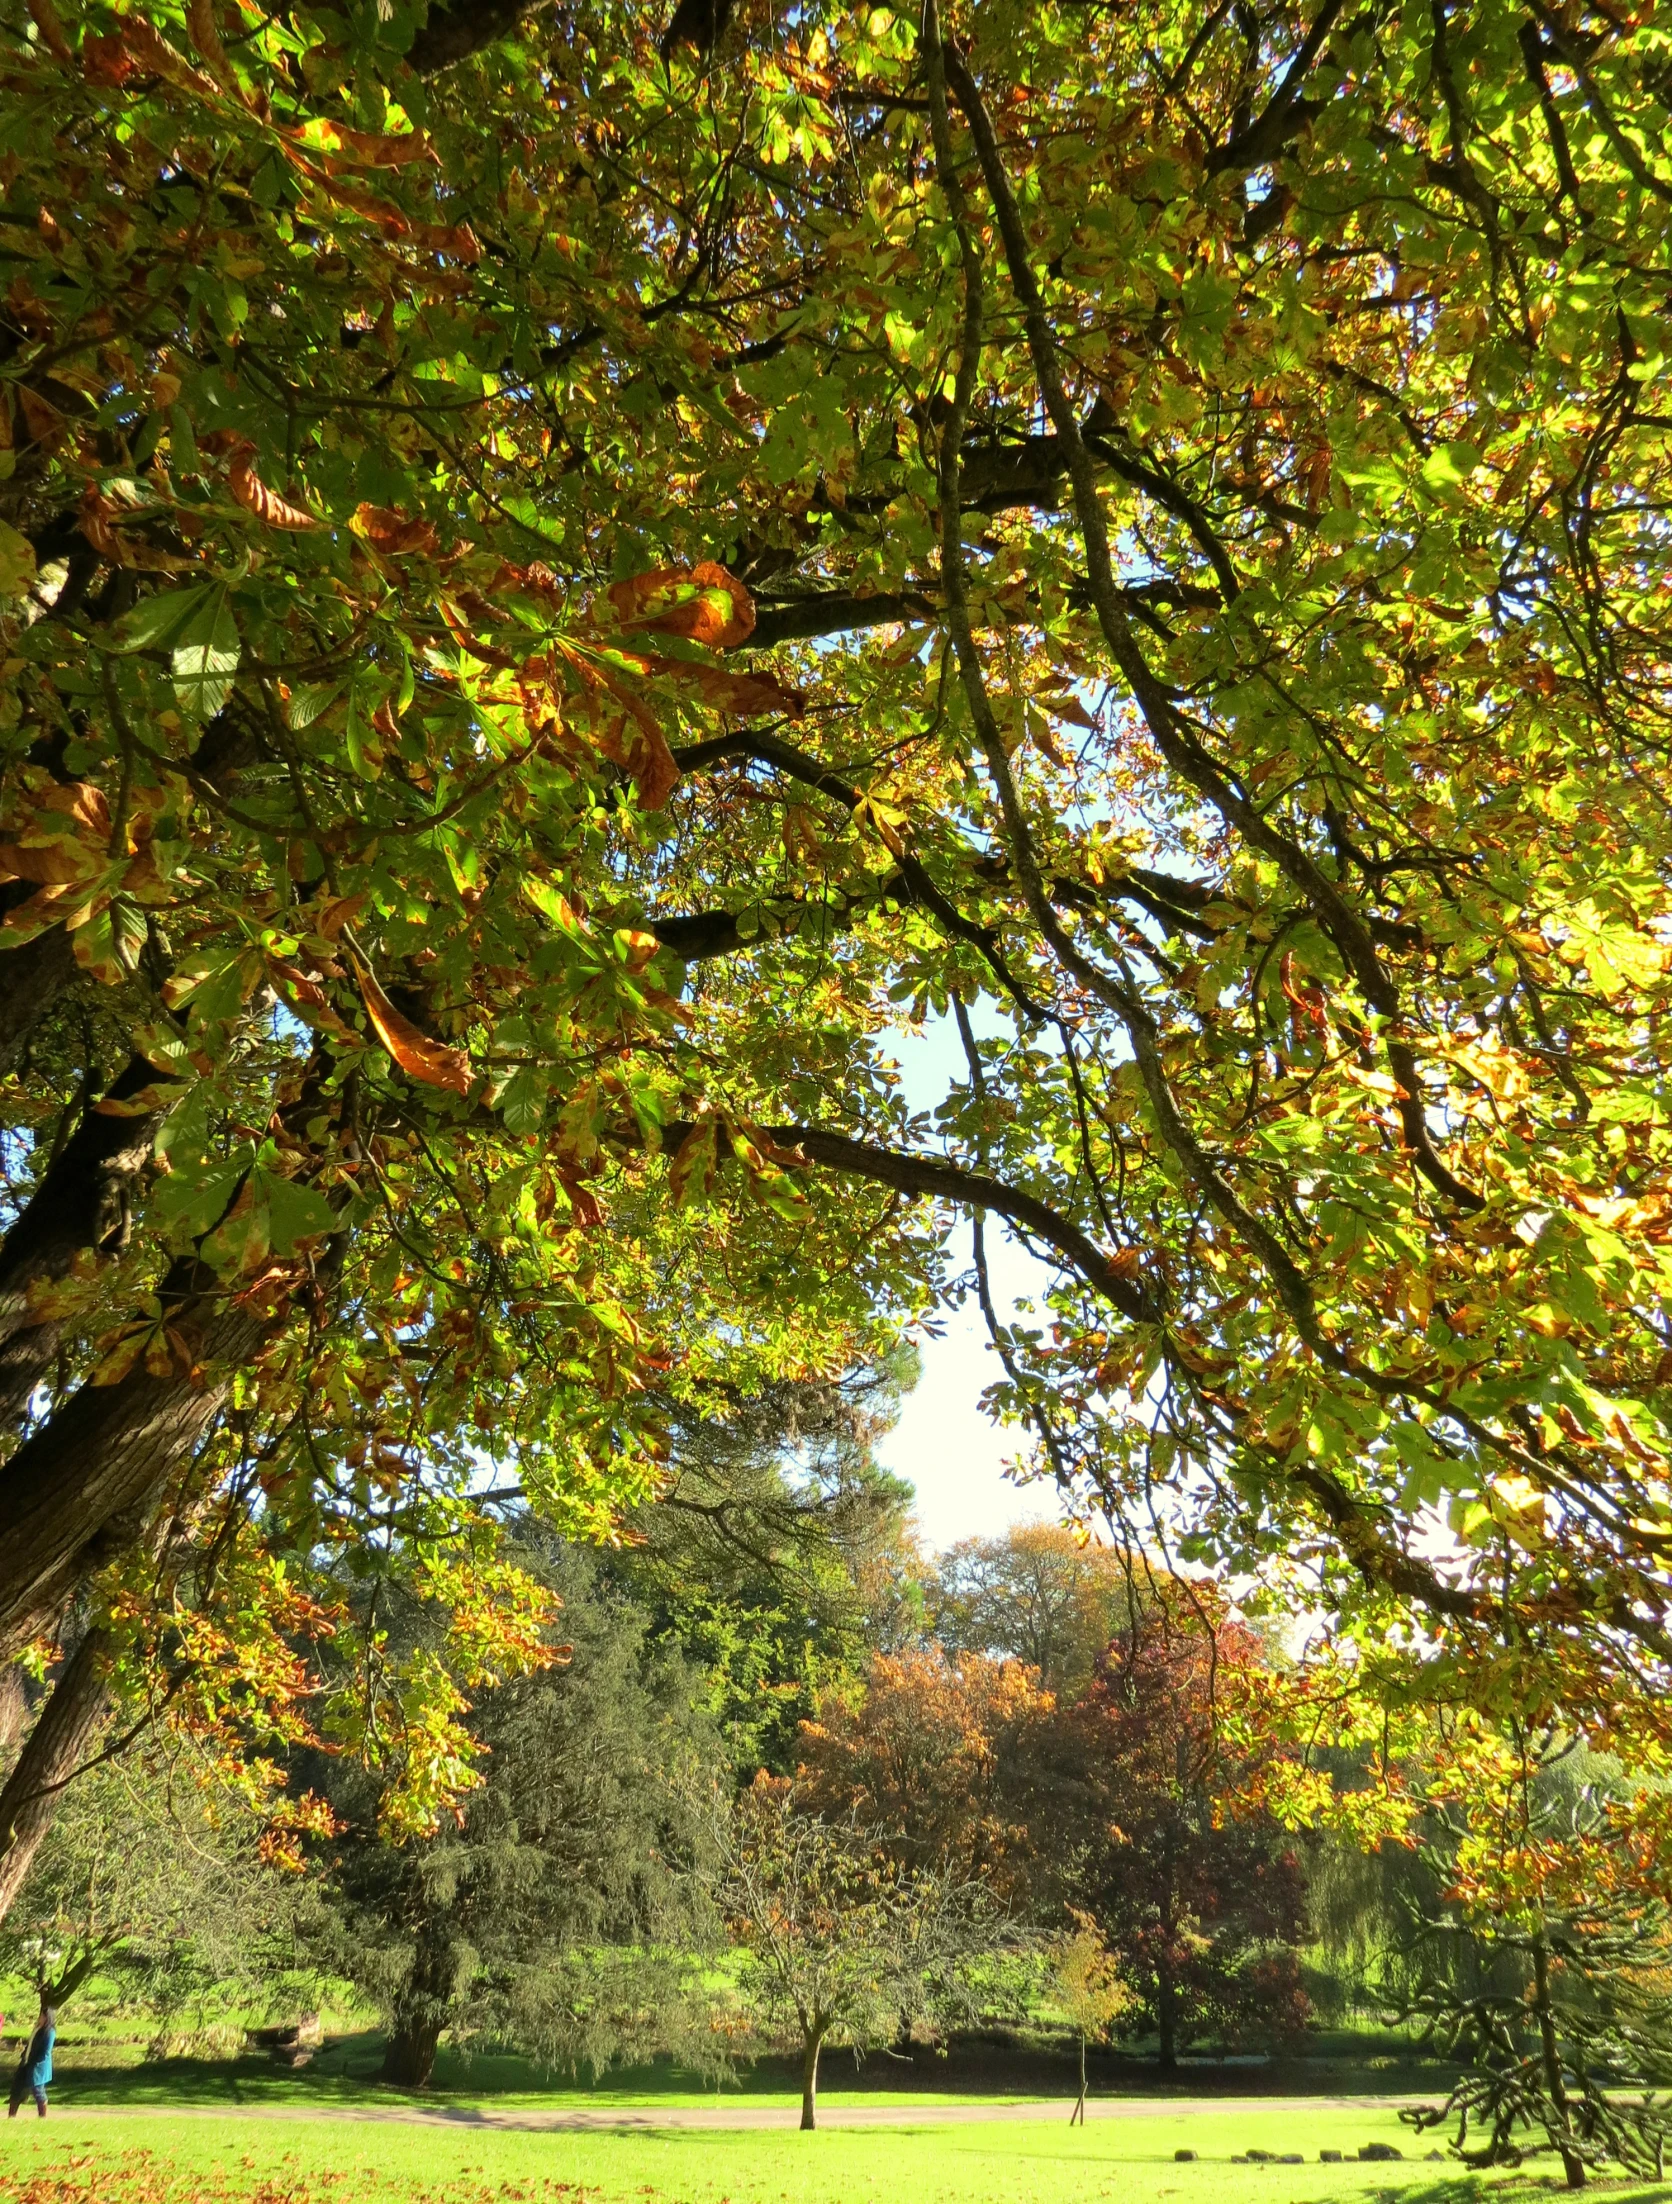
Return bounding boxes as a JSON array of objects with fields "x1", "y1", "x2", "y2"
[{"x1": 871, "y1": 1006, "x2": 1075, "y2": 1552}]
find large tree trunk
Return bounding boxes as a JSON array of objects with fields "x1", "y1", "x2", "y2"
[
  {"x1": 0, "y1": 1664, "x2": 27, "y2": 1754},
  {"x1": 799, "y1": 2025, "x2": 825, "y2": 2131},
  {"x1": 380, "y1": 1928, "x2": 465, "y2": 2090},
  {"x1": 0, "y1": 1053, "x2": 168, "y2": 1426},
  {"x1": 0, "y1": 1259, "x2": 268, "y2": 1657},
  {"x1": 1531, "y1": 1934, "x2": 1585, "y2": 2190},
  {"x1": 0, "y1": 925, "x2": 77, "y2": 1080},
  {"x1": 0, "y1": 1627, "x2": 111, "y2": 1926},
  {"x1": 380, "y1": 2007, "x2": 447, "y2": 2091}
]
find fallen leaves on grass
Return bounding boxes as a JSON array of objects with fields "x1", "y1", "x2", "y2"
[{"x1": 0, "y1": 2152, "x2": 606, "y2": 2204}]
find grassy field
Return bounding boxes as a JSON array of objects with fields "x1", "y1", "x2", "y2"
[
  {"x1": 10, "y1": 2023, "x2": 1461, "y2": 2116},
  {"x1": 3, "y1": 2104, "x2": 1660, "y2": 2204}
]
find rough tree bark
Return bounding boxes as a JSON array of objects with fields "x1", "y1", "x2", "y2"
[
  {"x1": 380, "y1": 1924, "x2": 468, "y2": 2089},
  {"x1": 0, "y1": 1627, "x2": 111, "y2": 1927},
  {"x1": 0, "y1": 1259, "x2": 268, "y2": 1658},
  {"x1": 0, "y1": 1663, "x2": 27, "y2": 1754},
  {"x1": 0, "y1": 1053, "x2": 168, "y2": 1427}
]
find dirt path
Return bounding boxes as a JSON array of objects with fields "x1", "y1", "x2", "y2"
[{"x1": 60, "y1": 2093, "x2": 1421, "y2": 2134}]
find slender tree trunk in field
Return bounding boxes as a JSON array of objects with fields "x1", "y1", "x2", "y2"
[
  {"x1": 1531, "y1": 1935, "x2": 1585, "y2": 2190},
  {"x1": 800, "y1": 2025, "x2": 826, "y2": 2131},
  {"x1": 1155, "y1": 1956, "x2": 1178, "y2": 2072},
  {"x1": 0, "y1": 1627, "x2": 111, "y2": 1926},
  {"x1": 1072, "y1": 2030, "x2": 1087, "y2": 2124}
]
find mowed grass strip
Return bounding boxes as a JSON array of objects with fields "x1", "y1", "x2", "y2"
[{"x1": 1, "y1": 2107, "x2": 1663, "y2": 2204}]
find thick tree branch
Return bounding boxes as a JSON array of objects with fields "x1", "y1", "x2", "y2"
[
  {"x1": 1205, "y1": 0, "x2": 1346, "y2": 174},
  {"x1": 670, "y1": 1119, "x2": 1157, "y2": 1325},
  {"x1": 0, "y1": 1055, "x2": 167, "y2": 1427},
  {"x1": 668, "y1": 730, "x2": 1043, "y2": 1014},
  {"x1": 0, "y1": 1626, "x2": 112, "y2": 1927}
]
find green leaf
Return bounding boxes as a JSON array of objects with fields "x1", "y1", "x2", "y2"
[
  {"x1": 0, "y1": 520, "x2": 37, "y2": 599},
  {"x1": 259, "y1": 1170, "x2": 338, "y2": 1252},
  {"x1": 171, "y1": 588, "x2": 241, "y2": 719},
  {"x1": 114, "y1": 583, "x2": 218, "y2": 655}
]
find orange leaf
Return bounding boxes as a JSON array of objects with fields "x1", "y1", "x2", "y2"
[
  {"x1": 641, "y1": 654, "x2": 806, "y2": 719},
  {"x1": 318, "y1": 891, "x2": 370, "y2": 941},
  {"x1": 313, "y1": 121, "x2": 439, "y2": 169},
  {"x1": 24, "y1": 0, "x2": 74, "y2": 65},
  {"x1": 355, "y1": 961, "x2": 474, "y2": 1096},
  {"x1": 607, "y1": 562, "x2": 755, "y2": 648},
  {"x1": 80, "y1": 29, "x2": 137, "y2": 81},
  {"x1": 15, "y1": 384, "x2": 64, "y2": 449},
  {"x1": 228, "y1": 446, "x2": 317, "y2": 531},
  {"x1": 38, "y1": 780, "x2": 114, "y2": 838},
  {"x1": 0, "y1": 840, "x2": 98, "y2": 887},
  {"x1": 114, "y1": 14, "x2": 219, "y2": 96},
  {"x1": 267, "y1": 955, "x2": 357, "y2": 1041},
  {"x1": 624, "y1": 725, "x2": 681, "y2": 811},
  {"x1": 184, "y1": 0, "x2": 231, "y2": 82},
  {"x1": 352, "y1": 502, "x2": 440, "y2": 558}
]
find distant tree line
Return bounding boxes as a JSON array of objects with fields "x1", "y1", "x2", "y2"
[{"x1": 5, "y1": 1364, "x2": 1670, "y2": 2169}]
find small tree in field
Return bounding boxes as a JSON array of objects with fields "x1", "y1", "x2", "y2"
[
  {"x1": 1051, "y1": 1912, "x2": 1132, "y2": 2124},
  {"x1": 715, "y1": 1778, "x2": 1001, "y2": 2129}
]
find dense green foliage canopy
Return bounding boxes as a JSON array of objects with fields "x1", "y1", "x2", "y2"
[{"x1": 3, "y1": 0, "x2": 1672, "y2": 1817}]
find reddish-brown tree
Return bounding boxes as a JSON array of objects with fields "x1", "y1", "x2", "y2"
[
  {"x1": 797, "y1": 1649, "x2": 1052, "y2": 1906},
  {"x1": 1045, "y1": 1601, "x2": 1311, "y2": 2068}
]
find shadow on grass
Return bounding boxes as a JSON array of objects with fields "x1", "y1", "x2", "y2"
[
  {"x1": 1368, "y1": 2181, "x2": 1668, "y2": 2204},
  {"x1": 56, "y1": 2027, "x2": 1463, "y2": 2115}
]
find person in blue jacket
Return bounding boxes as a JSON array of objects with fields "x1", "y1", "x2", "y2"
[{"x1": 8, "y1": 2000, "x2": 55, "y2": 2118}]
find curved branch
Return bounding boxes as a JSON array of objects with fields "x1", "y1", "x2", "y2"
[{"x1": 669, "y1": 1118, "x2": 1157, "y2": 1324}]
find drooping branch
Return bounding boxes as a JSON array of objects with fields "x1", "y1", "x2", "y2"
[
  {"x1": 940, "y1": 44, "x2": 1482, "y2": 1217},
  {"x1": 668, "y1": 730, "x2": 1043, "y2": 1012},
  {"x1": 666, "y1": 1117, "x2": 1156, "y2": 1324}
]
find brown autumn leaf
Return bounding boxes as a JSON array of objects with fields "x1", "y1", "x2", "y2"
[
  {"x1": 113, "y1": 13, "x2": 220, "y2": 96},
  {"x1": 78, "y1": 487, "x2": 199, "y2": 571},
  {"x1": 318, "y1": 891, "x2": 370, "y2": 940},
  {"x1": 0, "y1": 840, "x2": 98, "y2": 887},
  {"x1": 607, "y1": 561, "x2": 755, "y2": 648},
  {"x1": 79, "y1": 30, "x2": 137, "y2": 81},
  {"x1": 14, "y1": 383, "x2": 64, "y2": 448},
  {"x1": 354, "y1": 960, "x2": 474, "y2": 1097},
  {"x1": 624, "y1": 725, "x2": 681, "y2": 811},
  {"x1": 313, "y1": 121, "x2": 440, "y2": 169},
  {"x1": 641, "y1": 655, "x2": 806, "y2": 719},
  {"x1": 667, "y1": 1117, "x2": 719, "y2": 1207},
  {"x1": 228, "y1": 445, "x2": 317, "y2": 531},
  {"x1": 24, "y1": 0, "x2": 74, "y2": 65},
  {"x1": 266, "y1": 955, "x2": 357, "y2": 1041},
  {"x1": 352, "y1": 502, "x2": 440, "y2": 558},
  {"x1": 184, "y1": 0, "x2": 232, "y2": 84}
]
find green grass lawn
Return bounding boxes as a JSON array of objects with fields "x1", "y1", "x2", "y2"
[
  {"x1": 20, "y1": 2023, "x2": 1462, "y2": 2117},
  {"x1": 3, "y1": 2105, "x2": 1661, "y2": 2204}
]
